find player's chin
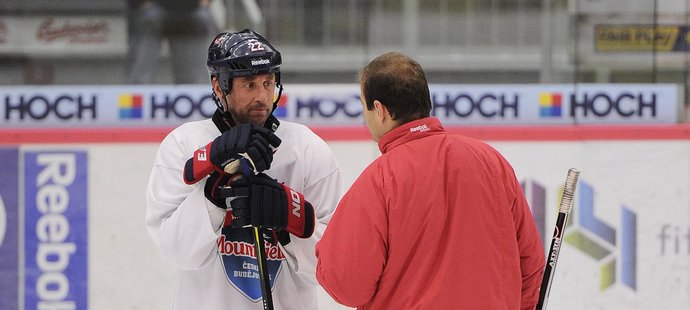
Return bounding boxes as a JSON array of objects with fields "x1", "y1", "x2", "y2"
[{"x1": 246, "y1": 112, "x2": 270, "y2": 125}]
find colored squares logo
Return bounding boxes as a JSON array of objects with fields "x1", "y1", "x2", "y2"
[
  {"x1": 273, "y1": 93, "x2": 288, "y2": 118},
  {"x1": 539, "y1": 92, "x2": 562, "y2": 117},
  {"x1": 119, "y1": 94, "x2": 143, "y2": 119}
]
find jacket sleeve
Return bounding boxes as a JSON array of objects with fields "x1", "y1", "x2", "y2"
[
  {"x1": 278, "y1": 133, "x2": 345, "y2": 285},
  {"x1": 511, "y1": 177, "x2": 546, "y2": 310},
  {"x1": 145, "y1": 132, "x2": 224, "y2": 270},
  {"x1": 315, "y1": 164, "x2": 388, "y2": 307}
]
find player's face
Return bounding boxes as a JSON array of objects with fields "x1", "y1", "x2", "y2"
[{"x1": 224, "y1": 73, "x2": 277, "y2": 126}]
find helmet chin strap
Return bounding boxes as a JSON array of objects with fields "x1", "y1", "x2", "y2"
[
  {"x1": 263, "y1": 82, "x2": 284, "y2": 132},
  {"x1": 211, "y1": 88, "x2": 237, "y2": 127},
  {"x1": 271, "y1": 82, "x2": 284, "y2": 113}
]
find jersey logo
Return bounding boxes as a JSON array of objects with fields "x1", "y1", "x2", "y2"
[{"x1": 218, "y1": 227, "x2": 284, "y2": 302}]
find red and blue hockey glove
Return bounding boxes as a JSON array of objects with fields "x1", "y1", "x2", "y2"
[
  {"x1": 220, "y1": 173, "x2": 315, "y2": 238},
  {"x1": 183, "y1": 123, "x2": 281, "y2": 184},
  {"x1": 204, "y1": 171, "x2": 239, "y2": 209}
]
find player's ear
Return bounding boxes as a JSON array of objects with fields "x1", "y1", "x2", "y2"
[{"x1": 211, "y1": 77, "x2": 223, "y2": 98}]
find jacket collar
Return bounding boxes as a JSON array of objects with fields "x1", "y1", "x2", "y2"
[{"x1": 377, "y1": 117, "x2": 445, "y2": 154}]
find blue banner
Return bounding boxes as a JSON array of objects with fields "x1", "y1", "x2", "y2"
[
  {"x1": 23, "y1": 151, "x2": 88, "y2": 310},
  {"x1": 0, "y1": 148, "x2": 19, "y2": 310}
]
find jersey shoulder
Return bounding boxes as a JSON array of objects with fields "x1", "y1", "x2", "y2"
[
  {"x1": 275, "y1": 120, "x2": 329, "y2": 149},
  {"x1": 164, "y1": 119, "x2": 219, "y2": 149},
  {"x1": 154, "y1": 119, "x2": 219, "y2": 167}
]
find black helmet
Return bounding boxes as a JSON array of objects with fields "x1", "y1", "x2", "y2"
[{"x1": 207, "y1": 29, "x2": 282, "y2": 93}]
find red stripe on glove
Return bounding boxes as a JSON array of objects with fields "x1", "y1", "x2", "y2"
[
  {"x1": 280, "y1": 184, "x2": 315, "y2": 238},
  {"x1": 183, "y1": 142, "x2": 216, "y2": 184}
]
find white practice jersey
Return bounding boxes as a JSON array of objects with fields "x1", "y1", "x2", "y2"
[{"x1": 146, "y1": 117, "x2": 344, "y2": 310}]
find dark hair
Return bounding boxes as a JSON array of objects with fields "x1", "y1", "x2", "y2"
[{"x1": 359, "y1": 52, "x2": 432, "y2": 123}]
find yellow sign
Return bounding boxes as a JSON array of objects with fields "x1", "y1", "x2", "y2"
[{"x1": 594, "y1": 25, "x2": 684, "y2": 52}]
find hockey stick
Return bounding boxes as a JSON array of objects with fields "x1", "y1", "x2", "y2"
[
  {"x1": 220, "y1": 185, "x2": 275, "y2": 310},
  {"x1": 253, "y1": 227, "x2": 274, "y2": 310},
  {"x1": 222, "y1": 163, "x2": 274, "y2": 310},
  {"x1": 194, "y1": 159, "x2": 275, "y2": 309},
  {"x1": 221, "y1": 174, "x2": 274, "y2": 310},
  {"x1": 535, "y1": 168, "x2": 580, "y2": 310}
]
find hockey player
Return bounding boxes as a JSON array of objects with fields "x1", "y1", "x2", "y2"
[
  {"x1": 146, "y1": 29, "x2": 344, "y2": 309},
  {"x1": 315, "y1": 52, "x2": 544, "y2": 309}
]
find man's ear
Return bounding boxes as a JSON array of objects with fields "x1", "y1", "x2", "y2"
[
  {"x1": 373, "y1": 100, "x2": 389, "y2": 122},
  {"x1": 211, "y1": 77, "x2": 223, "y2": 98}
]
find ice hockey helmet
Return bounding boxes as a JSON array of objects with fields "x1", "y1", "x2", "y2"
[{"x1": 207, "y1": 29, "x2": 282, "y2": 93}]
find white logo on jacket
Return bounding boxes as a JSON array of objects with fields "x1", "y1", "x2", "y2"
[{"x1": 410, "y1": 124, "x2": 429, "y2": 132}]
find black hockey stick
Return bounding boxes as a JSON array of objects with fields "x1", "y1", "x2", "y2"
[
  {"x1": 219, "y1": 182, "x2": 274, "y2": 309},
  {"x1": 220, "y1": 180, "x2": 273, "y2": 310},
  {"x1": 535, "y1": 168, "x2": 580, "y2": 310},
  {"x1": 253, "y1": 227, "x2": 274, "y2": 310}
]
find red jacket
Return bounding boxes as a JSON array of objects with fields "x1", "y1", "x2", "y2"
[{"x1": 316, "y1": 117, "x2": 544, "y2": 309}]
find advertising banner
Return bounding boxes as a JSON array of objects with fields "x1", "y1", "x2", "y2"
[
  {"x1": 430, "y1": 84, "x2": 679, "y2": 125},
  {"x1": 0, "y1": 149, "x2": 89, "y2": 310},
  {"x1": 0, "y1": 84, "x2": 680, "y2": 128},
  {"x1": 0, "y1": 16, "x2": 126, "y2": 56},
  {"x1": 0, "y1": 148, "x2": 19, "y2": 310},
  {"x1": 595, "y1": 24, "x2": 690, "y2": 52},
  {"x1": 23, "y1": 150, "x2": 88, "y2": 310},
  {"x1": 493, "y1": 140, "x2": 690, "y2": 309}
]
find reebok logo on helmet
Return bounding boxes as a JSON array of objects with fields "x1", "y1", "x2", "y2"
[{"x1": 251, "y1": 58, "x2": 270, "y2": 66}]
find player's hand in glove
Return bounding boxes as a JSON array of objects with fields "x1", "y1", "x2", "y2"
[
  {"x1": 184, "y1": 123, "x2": 281, "y2": 184},
  {"x1": 220, "y1": 173, "x2": 315, "y2": 238},
  {"x1": 204, "y1": 171, "x2": 242, "y2": 209},
  {"x1": 209, "y1": 123, "x2": 281, "y2": 173}
]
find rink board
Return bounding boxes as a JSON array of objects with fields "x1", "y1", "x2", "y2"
[{"x1": 0, "y1": 130, "x2": 688, "y2": 309}]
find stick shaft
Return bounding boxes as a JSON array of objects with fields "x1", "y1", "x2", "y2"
[
  {"x1": 536, "y1": 212, "x2": 569, "y2": 310},
  {"x1": 253, "y1": 227, "x2": 274, "y2": 310},
  {"x1": 535, "y1": 168, "x2": 580, "y2": 310}
]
